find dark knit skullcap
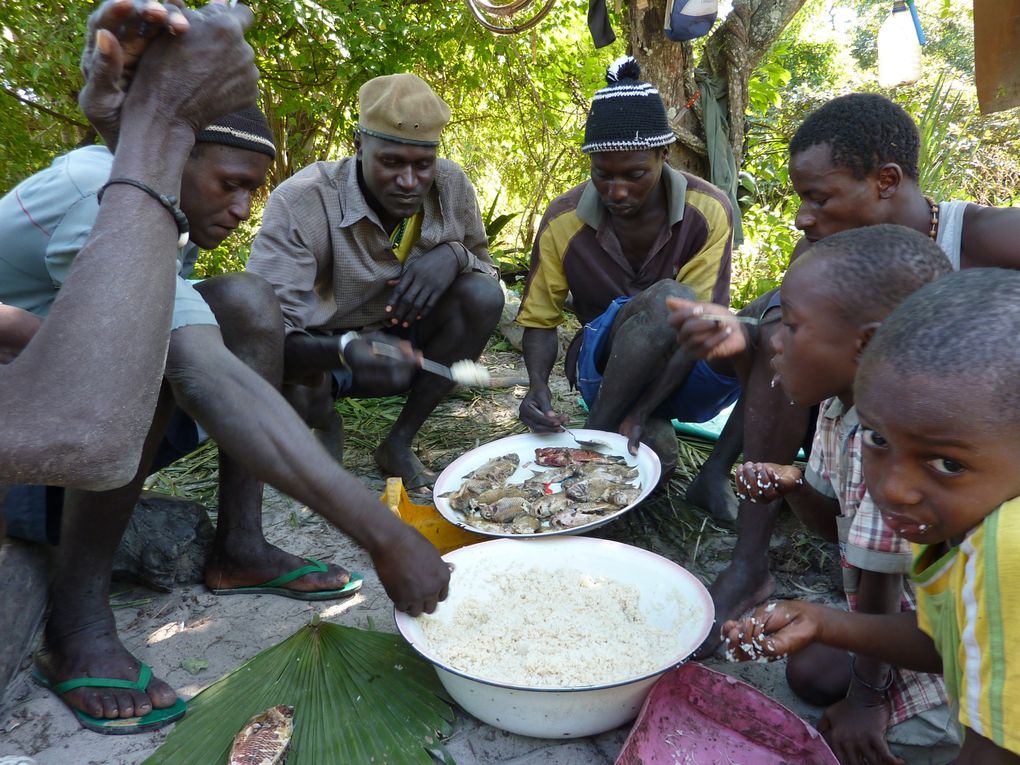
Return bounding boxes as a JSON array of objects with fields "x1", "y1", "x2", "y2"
[
  {"x1": 195, "y1": 106, "x2": 277, "y2": 160},
  {"x1": 581, "y1": 56, "x2": 675, "y2": 154}
]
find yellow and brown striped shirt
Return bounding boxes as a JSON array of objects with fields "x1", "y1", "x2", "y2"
[{"x1": 516, "y1": 164, "x2": 732, "y2": 331}]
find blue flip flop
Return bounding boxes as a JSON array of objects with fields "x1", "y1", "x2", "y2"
[
  {"x1": 209, "y1": 558, "x2": 364, "y2": 601},
  {"x1": 33, "y1": 663, "x2": 186, "y2": 735}
]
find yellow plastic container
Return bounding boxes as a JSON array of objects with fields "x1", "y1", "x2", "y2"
[{"x1": 381, "y1": 477, "x2": 485, "y2": 554}]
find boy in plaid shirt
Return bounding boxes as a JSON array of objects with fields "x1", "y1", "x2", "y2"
[{"x1": 733, "y1": 224, "x2": 959, "y2": 764}]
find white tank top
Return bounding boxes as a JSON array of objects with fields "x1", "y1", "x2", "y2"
[{"x1": 935, "y1": 200, "x2": 969, "y2": 271}]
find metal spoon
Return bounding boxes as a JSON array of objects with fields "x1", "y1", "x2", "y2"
[{"x1": 564, "y1": 428, "x2": 612, "y2": 450}]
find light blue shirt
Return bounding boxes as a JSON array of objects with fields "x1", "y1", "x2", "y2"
[{"x1": 0, "y1": 145, "x2": 214, "y2": 329}]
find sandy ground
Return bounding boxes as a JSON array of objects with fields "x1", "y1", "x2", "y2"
[{"x1": 0, "y1": 346, "x2": 837, "y2": 764}]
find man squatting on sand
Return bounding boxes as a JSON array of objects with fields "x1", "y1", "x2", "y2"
[
  {"x1": 0, "y1": 2, "x2": 450, "y2": 734},
  {"x1": 516, "y1": 56, "x2": 751, "y2": 481},
  {"x1": 246, "y1": 73, "x2": 504, "y2": 490},
  {"x1": 668, "y1": 93, "x2": 1020, "y2": 657}
]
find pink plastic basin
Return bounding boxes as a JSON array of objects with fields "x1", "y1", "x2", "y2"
[{"x1": 616, "y1": 663, "x2": 838, "y2": 764}]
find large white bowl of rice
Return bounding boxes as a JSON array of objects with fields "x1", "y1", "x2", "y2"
[{"x1": 393, "y1": 536, "x2": 714, "y2": 738}]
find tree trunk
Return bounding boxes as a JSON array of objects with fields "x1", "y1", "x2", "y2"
[{"x1": 628, "y1": 0, "x2": 807, "y2": 177}]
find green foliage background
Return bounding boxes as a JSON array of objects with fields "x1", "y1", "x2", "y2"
[{"x1": 1, "y1": 0, "x2": 1017, "y2": 304}]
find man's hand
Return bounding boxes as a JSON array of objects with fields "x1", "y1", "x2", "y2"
[
  {"x1": 666, "y1": 296, "x2": 750, "y2": 361},
  {"x1": 111, "y1": 1, "x2": 258, "y2": 138},
  {"x1": 371, "y1": 524, "x2": 451, "y2": 616},
  {"x1": 734, "y1": 461, "x2": 803, "y2": 503},
  {"x1": 819, "y1": 693, "x2": 903, "y2": 765},
  {"x1": 80, "y1": 0, "x2": 192, "y2": 147},
  {"x1": 722, "y1": 600, "x2": 821, "y2": 661},
  {"x1": 520, "y1": 386, "x2": 569, "y2": 433},
  {"x1": 619, "y1": 407, "x2": 649, "y2": 456},
  {"x1": 345, "y1": 334, "x2": 420, "y2": 391},
  {"x1": 385, "y1": 245, "x2": 460, "y2": 328}
]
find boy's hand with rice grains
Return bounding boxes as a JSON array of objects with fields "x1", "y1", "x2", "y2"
[
  {"x1": 733, "y1": 462, "x2": 803, "y2": 504},
  {"x1": 720, "y1": 600, "x2": 816, "y2": 663}
]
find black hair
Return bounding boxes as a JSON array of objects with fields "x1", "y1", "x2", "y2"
[
  {"x1": 789, "y1": 93, "x2": 920, "y2": 180},
  {"x1": 790, "y1": 224, "x2": 951, "y2": 323},
  {"x1": 858, "y1": 268, "x2": 1020, "y2": 423}
]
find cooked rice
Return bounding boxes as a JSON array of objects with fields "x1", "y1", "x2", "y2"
[{"x1": 417, "y1": 563, "x2": 696, "y2": 687}]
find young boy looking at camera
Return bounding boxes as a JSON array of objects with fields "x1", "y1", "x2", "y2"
[
  {"x1": 732, "y1": 224, "x2": 959, "y2": 765},
  {"x1": 724, "y1": 267, "x2": 1020, "y2": 765}
]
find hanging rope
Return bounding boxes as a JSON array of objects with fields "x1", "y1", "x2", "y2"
[{"x1": 464, "y1": 0, "x2": 556, "y2": 34}]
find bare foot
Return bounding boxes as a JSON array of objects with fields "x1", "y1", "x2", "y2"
[
  {"x1": 36, "y1": 615, "x2": 178, "y2": 720},
  {"x1": 686, "y1": 470, "x2": 739, "y2": 524},
  {"x1": 374, "y1": 440, "x2": 437, "y2": 489},
  {"x1": 204, "y1": 539, "x2": 352, "y2": 594},
  {"x1": 694, "y1": 559, "x2": 775, "y2": 660}
]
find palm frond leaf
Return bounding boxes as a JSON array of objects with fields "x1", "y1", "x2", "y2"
[
  {"x1": 918, "y1": 70, "x2": 976, "y2": 202},
  {"x1": 143, "y1": 619, "x2": 454, "y2": 765}
]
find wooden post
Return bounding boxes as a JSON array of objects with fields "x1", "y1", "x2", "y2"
[{"x1": 974, "y1": 0, "x2": 1020, "y2": 114}]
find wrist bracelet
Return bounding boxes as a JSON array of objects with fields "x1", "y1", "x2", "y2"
[
  {"x1": 850, "y1": 654, "x2": 894, "y2": 695},
  {"x1": 336, "y1": 331, "x2": 359, "y2": 367},
  {"x1": 98, "y1": 178, "x2": 190, "y2": 248}
]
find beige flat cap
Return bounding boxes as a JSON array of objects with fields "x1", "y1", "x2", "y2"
[{"x1": 358, "y1": 73, "x2": 451, "y2": 147}]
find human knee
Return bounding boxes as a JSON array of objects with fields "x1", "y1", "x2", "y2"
[
  {"x1": 447, "y1": 273, "x2": 504, "y2": 325},
  {"x1": 197, "y1": 272, "x2": 283, "y2": 337},
  {"x1": 619, "y1": 281, "x2": 694, "y2": 334},
  {"x1": 636, "y1": 279, "x2": 696, "y2": 311},
  {"x1": 785, "y1": 653, "x2": 841, "y2": 705}
]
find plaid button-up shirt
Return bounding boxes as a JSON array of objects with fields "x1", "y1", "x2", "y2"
[
  {"x1": 247, "y1": 156, "x2": 496, "y2": 335},
  {"x1": 805, "y1": 397, "x2": 949, "y2": 726}
]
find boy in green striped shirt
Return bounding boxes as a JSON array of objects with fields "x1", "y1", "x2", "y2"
[{"x1": 724, "y1": 268, "x2": 1020, "y2": 764}]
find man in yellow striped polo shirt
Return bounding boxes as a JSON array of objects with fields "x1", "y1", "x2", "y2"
[{"x1": 516, "y1": 56, "x2": 739, "y2": 480}]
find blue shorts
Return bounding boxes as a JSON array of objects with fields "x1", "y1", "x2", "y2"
[
  {"x1": 0, "y1": 408, "x2": 204, "y2": 545},
  {"x1": 575, "y1": 296, "x2": 741, "y2": 424},
  {"x1": 173, "y1": 276, "x2": 218, "y2": 330}
]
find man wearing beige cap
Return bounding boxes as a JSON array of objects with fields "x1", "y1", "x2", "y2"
[{"x1": 248, "y1": 73, "x2": 503, "y2": 488}]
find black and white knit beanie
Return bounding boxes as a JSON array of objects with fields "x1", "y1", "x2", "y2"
[
  {"x1": 581, "y1": 56, "x2": 675, "y2": 154},
  {"x1": 195, "y1": 106, "x2": 277, "y2": 160}
]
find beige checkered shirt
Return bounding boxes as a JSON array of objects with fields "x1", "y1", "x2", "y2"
[{"x1": 247, "y1": 156, "x2": 496, "y2": 335}]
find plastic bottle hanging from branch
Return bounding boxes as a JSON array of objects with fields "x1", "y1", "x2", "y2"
[{"x1": 877, "y1": 0, "x2": 924, "y2": 88}]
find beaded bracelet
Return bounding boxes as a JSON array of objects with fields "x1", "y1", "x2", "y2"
[
  {"x1": 98, "y1": 178, "x2": 190, "y2": 248},
  {"x1": 850, "y1": 654, "x2": 894, "y2": 695}
]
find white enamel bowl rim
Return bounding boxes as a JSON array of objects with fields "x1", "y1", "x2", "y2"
[
  {"x1": 393, "y1": 536, "x2": 715, "y2": 693},
  {"x1": 431, "y1": 430, "x2": 661, "y2": 539}
]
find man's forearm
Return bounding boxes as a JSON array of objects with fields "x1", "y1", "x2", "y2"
[
  {"x1": 522, "y1": 327, "x2": 559, "y2": 389},
  {"x1": 627, "y1": 346, "x2": 695, "y2": 419},
  {"x1": 0, "y1": 118, "x2": 194, "y2": 488},
  {"x1": 284, "y1": 332, "x2": 345, "y2": 378}
]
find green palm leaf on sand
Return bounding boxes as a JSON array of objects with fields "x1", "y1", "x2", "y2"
[{"x1": 143, "y1": 617, "x2": 455, "y2": 765}]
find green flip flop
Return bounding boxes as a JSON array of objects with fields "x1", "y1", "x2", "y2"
[
  {"x1": 33, "y1": 663, "x2": 186, "y2": 735},
  {"x1": 209, "y1": 558, "x2": 364, "y2": 601}
]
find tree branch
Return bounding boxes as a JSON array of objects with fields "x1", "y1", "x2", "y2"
[{"x1": 1, "y1": 86, "x2": 87, "y2": 129}]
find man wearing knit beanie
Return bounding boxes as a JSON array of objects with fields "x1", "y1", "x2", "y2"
[
  {"x1": 517, "y1": 56, "x2": 742, "y2": 483},
  {"x1": 248, "y1": 72, "x2": 504, "y2": 489},
  {"x1": 0, "y1": 94, "x2": 455, "y2": 729}
]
